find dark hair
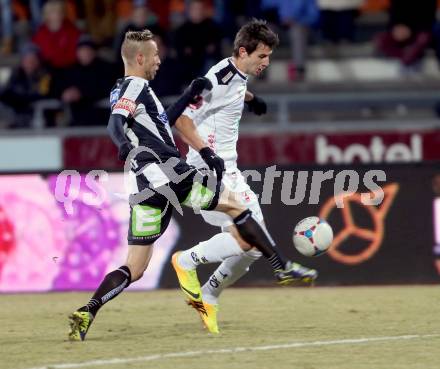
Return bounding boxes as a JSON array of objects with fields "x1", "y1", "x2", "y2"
[{"x1": 233, "y1": 19, "x2": 279, "y2": 57}]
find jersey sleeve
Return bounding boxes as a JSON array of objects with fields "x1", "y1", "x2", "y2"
[
  {"x1": 182, "y1": 72, "x2": 225, "y2": 124},
  {"x1": 110, "y1": 78, "x2": 144, "y2": 118}
]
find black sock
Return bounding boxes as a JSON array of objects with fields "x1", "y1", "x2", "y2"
[
  {"x1": 80, "y1": 265, "x2": 132, "y2": 317},
  {"x1": 234, "y1": 209, "x2": 287, "y2": 271}
]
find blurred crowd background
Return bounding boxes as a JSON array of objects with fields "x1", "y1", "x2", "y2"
[{"x1": 0, "y1": 0, "x2": 439, "y2": 129}]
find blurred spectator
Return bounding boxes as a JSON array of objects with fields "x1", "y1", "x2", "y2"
[
  {"x1": 1, "y1": 0, "x2": 42, "y2": 55},
  {"x1": 50, "y1": 35, "x2": 116, "y2": 126},
  {"x1": 262, "y1": 0, "x2": 319, "y2": 82},
  {"x1": 375, "y1": 0, "x2": 436, "y2": 69},
  {"x1": 0, "y1": 43, "x2": 51, "y2": 128},
  {"x1": 168, "y1": 0, "x2": 186, "y2": 29},
  {"x1": 318, "y1": 0, "x2": 364, "y2": 44},
  {"x1": 0, "y1": 0, "x2": 13, "y2": 54},
  {"x1": 83, "y1": 0, "x2": 116, "y2": 46},
  {"x1": 433, "y1": 21, "x2": 440, "y2": 67},
  {"x1": 32, "y1": 0, "x2": 81, "y2": 69},
  {"x1": 213, "y1": 0, "x2": 263, "y2": 41},
  {"x1": 174, "y1": 0, "x2": 222, "y2": 84},
  {"x1": 28, "y1": 0, "x2": 45, "y2": 29},
  {"x1": 114, "y1": 1, "x2": 163, "y2": 74},
  {"x1": 149, "y1": 34, "x2": 184, "y2": 97}
]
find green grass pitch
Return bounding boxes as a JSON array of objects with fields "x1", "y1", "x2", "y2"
[{"x1": 3, "y1": 286, "x2": 440, "y2": 369}]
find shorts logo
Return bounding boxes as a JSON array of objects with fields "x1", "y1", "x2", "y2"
[
  {"x1": 132, "y1": 205, "x2": 161, "y2": 236},
  {"x1": 157, "y1": 111, "x2": 169, "y2": 125},
  {"x1": 182, "y1": 182, "x2": 214, "y2": 210},
  {"x1": 114, "y1": 97, "x2": 137, "y2": 115}
]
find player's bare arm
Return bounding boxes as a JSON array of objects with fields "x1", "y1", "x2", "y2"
[{"x1": 175, "y1": 114, "x2": 207, "y2": 151}]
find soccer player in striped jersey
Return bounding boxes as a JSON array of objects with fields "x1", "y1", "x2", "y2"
[
  {"x1": 172, "y1": 20, "x2": 317, "y2": 334},
  {"x1": 68, "y1": 28, "x2": 314, "y2": 341}
]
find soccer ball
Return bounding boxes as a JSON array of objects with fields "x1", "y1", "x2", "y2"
[{"x1": 293, "y1": 217, "x2": 333, "y2": 257}]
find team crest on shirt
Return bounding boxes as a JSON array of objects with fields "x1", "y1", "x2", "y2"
[{"x1": 157, "y1": 111, "x2": 169, "y2": 125}]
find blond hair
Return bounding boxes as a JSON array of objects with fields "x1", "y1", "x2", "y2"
[{"x1": 121, "y1": 29, "x2": 154, "y2": 64}]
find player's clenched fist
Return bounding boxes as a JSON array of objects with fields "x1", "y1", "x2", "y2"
[
  {"x1": 188, "y1": 77, "x2": 213, "y2": 96},
  {"x1": 199, "y1": 147, "x2": 225, "y2": 181},
  {"x1": 246, "y1": 95, "x2": 267, "y2": 115}
]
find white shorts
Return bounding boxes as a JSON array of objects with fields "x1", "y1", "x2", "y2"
[{"x1": 200, "y1": 170, "x2": 264, "y2": 229}]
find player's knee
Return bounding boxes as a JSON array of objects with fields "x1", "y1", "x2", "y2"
[
  {"x1": 227, "y1": 224, "x2": 252, "y2": 251},
  {"x1": 234, "y1": 234, "x2": 252, "y2": 251},
  {"x1": 245, "y1": 248, "x2": 262, "y2": 261}
]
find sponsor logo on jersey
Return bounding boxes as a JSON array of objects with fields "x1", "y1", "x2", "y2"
[
  {"x1": 110, "y1": 88, "x2": 120, "y2": 108},
  {"x1": 221, "y1": 71, "x2": 234, "y2": 84},
  {"x1": 113, "y1": 97, "x2": 137, "y2": 115},
  {"x1": 157, "y1": 111, "x2": 169, "y2": 125},
  {"x1": 215, "y1": 67, "x2": 235, "y2": 85}
]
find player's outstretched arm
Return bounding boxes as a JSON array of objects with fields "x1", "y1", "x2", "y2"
[
  {"x1": 166, "y1": 77, "x2": 213, "y2": 126},
  {"x1": 107, "y1": 114, "x2": 133, "y2": 161}
]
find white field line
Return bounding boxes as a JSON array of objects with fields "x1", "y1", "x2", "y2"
[{"x1": 25, "y1": 334, "x2": 439, "y2": 369}]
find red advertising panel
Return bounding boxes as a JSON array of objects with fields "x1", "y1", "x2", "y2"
[{"x1": 64, "y1": 130, "x2": 440, "y2": 169}]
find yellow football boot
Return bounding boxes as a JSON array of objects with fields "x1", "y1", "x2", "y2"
[
  {"x1": 171, "y1": 251, "x2": 202, "y2": 303},
  {"x1": 68, "y1": 310, "x2": 94, "y2": 341},
  {"x1": 187, "y1": 299, "x2": 219, "y2": 334}
]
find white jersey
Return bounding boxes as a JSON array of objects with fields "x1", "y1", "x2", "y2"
[{"x1": 184, "y1": 58, "x2": 247, "y2": 172}]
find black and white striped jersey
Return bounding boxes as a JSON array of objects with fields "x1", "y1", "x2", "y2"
[{"x1": 110, "y1": 76, "x2": 180, "y2": 163}]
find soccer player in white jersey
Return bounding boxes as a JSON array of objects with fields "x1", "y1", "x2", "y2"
[
  {"x1": 172, "y1": 20, "x2": 317, "y2": 334},
  {"x1": 68, "y1": 28, "x2": 316, "y2": 342}
]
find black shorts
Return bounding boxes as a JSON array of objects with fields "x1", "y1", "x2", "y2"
[{"x1": 127, "y1": 162, "x2": 221, "y2": 245}]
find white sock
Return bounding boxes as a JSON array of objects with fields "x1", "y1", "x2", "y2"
[
  {"x1": 201, "y1": 248, "x2": 262, "y2": 305},
  {"x1": 177, "y1": 232, "x2": 244, "y2": 270}
]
